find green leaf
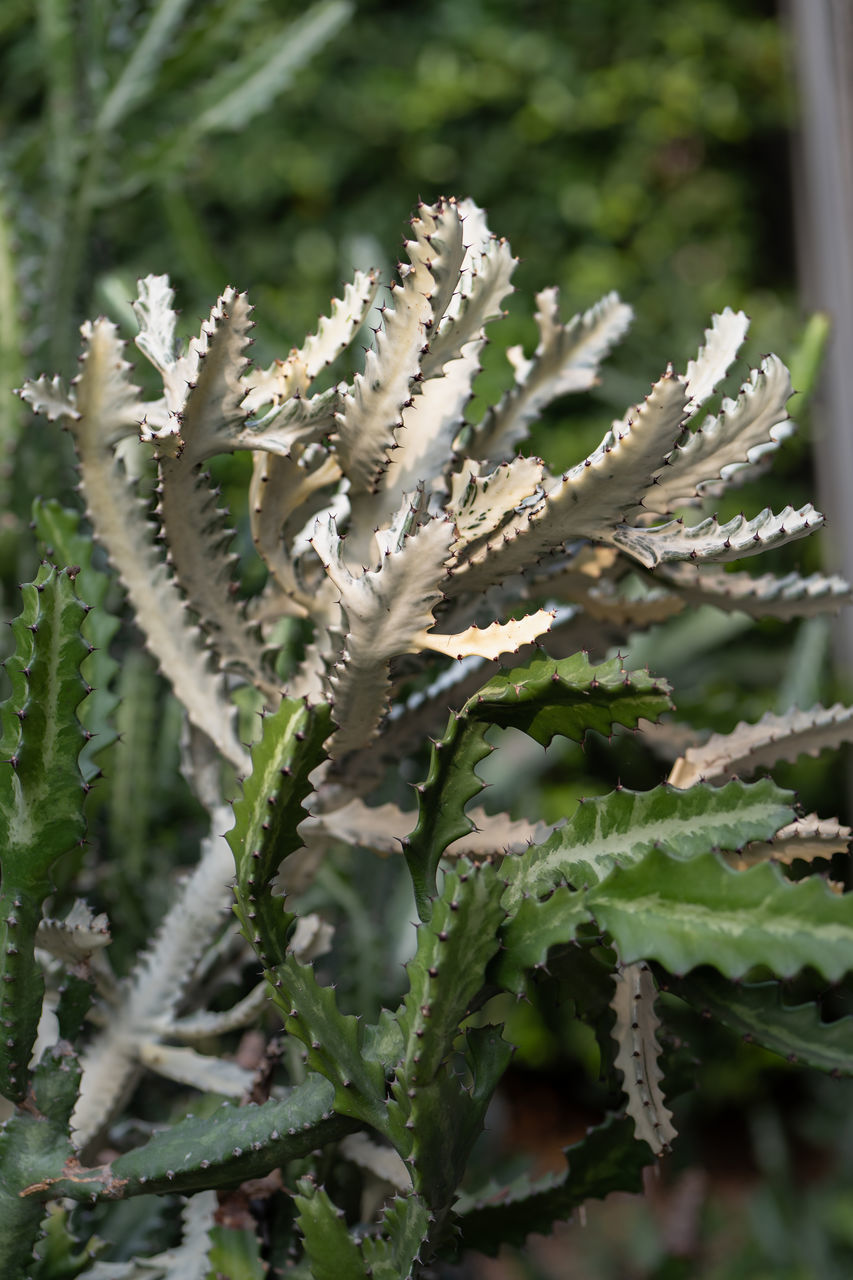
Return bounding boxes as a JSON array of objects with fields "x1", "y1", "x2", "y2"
[
  {"x1": 294, "y1": 1178, "x2": 366, "y2": 1280},
  {"x1": 0, "y1": 183, "x2": 22, "y2": 517},
  {"x1": 30, "y1": 1202, "x2": 106, "y2": 1280},
  {"x1": 0, "y1": 566, "x2": 89, "y2": 1100},
  {"x1": 33, "y1": 498, "x2": 121, "y2": 777},
  {"x1": 664, "y1": 969, "x2": 853, "y2": 1076},
  {"x1": 502, "y1": 777, "x2": 795, "y2": 909},
  {"x1": 493, "y1": 888, "x2": 591, "y2": 995},
  {"x1": 360, "y1": 1194, "x2": 432, "y2": 1280},
  {"x1": 405, "y1": 652, "x2": 672, "y2": 918},
  {"x1": 0, "y1": 1108, "x2": 72, "y2": 1278},
  {"x1": 272, "y1": 957, "x2": 389, "y2": 1132},
  {"x1": 380, "y1": 866, "x2": 511, "y2": 1206},
  {"x1": 389, "y1": 1027, "x2": 513, "y2": 1212},
  {"x1": 395, "y1": 862, "x2": 506, "y2": 1087},
  {"x1": 455, "y1": 1114, "x2": 651, "y2": 1255},
  {"x1": 0, "y1": 1043, "x2": 81, "y2": 1273},
  {"x1": 588, "y1": 848, "x2": 853, "y2": 980},
  {"x1": 229, "y1": 696, "x2": 331, "y2": 967},
  {"x1": 181, "y1": 1, "x2": 352, "y2": 139},
  {"x1": 44, "y1": 1076, "x2": 358, "y2": 1202},
  {"x1": 469, "y1": 651, "x2": 672, "y2": 747},
  {"x1": 95, "y1": 0, "x2": 194, "y2": 134},
  {"x1": 362, "y1": 1007, "x2": 406, "y2": 1070},
  {"x1": 228, "y1": 701, "x2": 388, "y2": 1132},
  {"x1": 0, "y1": 565, "x2": 88, "y2": 876},
  {"x1": 403, "y1": 715, "x2": 492, "y2": 921},
  {"x1": 207, "y1": 1224, "x2": 267, "y2": 1280}
]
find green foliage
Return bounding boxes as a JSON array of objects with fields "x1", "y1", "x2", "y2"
[
  {"x1": 405, "y1": 653, "x2": 672, "y2": 916},
  {"x1": 294, "y1": 1178, "x2": 367, "y2": 1279},
  {"x1": 103, "y1": 1078, "x2": 356, "y2": 1199},
  {"x1": 455, "y1": 1115, "x2": 650, "y2": 1256},
  {"x1": 32, "y1": 500, "x2": 121, "y2": 779},
  {"x1": 503, "y1": 777, "x2": 796, "y2": 904},
  {"x1": 229, "y1": 696, "x2": 332, "y2": 966},
  {"x1": 587, "y1": 848, "x2": 853, "y2": 980},
  {"x1": 663, "y1": 970, "x2": 853, "y2": 1077},
  {"x1": 0, "y1": 566, "x2": 89, "y2": 1102}
]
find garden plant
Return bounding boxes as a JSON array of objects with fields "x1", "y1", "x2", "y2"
[{"x1": 1, "y1": 197, "x2": 853, "y2": 1277}]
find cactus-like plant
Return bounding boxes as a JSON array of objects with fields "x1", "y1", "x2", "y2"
[{"x1": 3, "y1": 198, "x2": 853, "y2": 1276}]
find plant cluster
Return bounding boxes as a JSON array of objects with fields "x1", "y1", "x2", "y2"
[{"x1": 1, "y1": 198, "x2": 852, "y2": 1277}]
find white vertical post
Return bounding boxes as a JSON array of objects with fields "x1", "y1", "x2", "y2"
[{"x1": 787, "y1": 0, "x2": 853, "y2": 674}]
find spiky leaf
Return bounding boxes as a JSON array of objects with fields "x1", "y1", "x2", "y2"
[
  {"x1": 493, "y1": 889, "x2": 591, "y2": 995},
  {"x1": 360, "y1": 1195, "x2": 432, "y2": 1280},
  {"x1": 610, "y1": 963, "x2": 676, "y2": 1155},
  {"x1": 682, "y1": 307, "x2": 750, "y2": 407},
  {"x1": 501, "y1": 777, "x2": 795, "y2": 910},
  {"x1": 394, "y1": 863, "x2": 506, "y2": 1089},
  {"x1": 588, "y1": 848, "x2": 853, "y2": 980},
  {"x1": 670, "y1": 703, "x2": 853, "y2": 788},
  {"x1": 32, "y1": 499, "x2": 121, "y2": 777},
  {"x1": 271, "y1": 957, "x2": 388, "y2": 1130},
  {"x1": 474, "y1": 289, "x2": 633, "y2": 461},
  {"x1": 229, "y1": 697, "x2": 331, "y2": 967},
  {"x1": 613, "y1": 503, "x2": 822, "y2": 570},
  {"x1": 654, "y1": 354, "x2": 792, "y2": 512},
  {"x1": 0, "y1": 567, "x2": 89, "y2": 1100},
  {"x1": 664, "y1": 970, "x2": 853, "y2": 1076},
  {"x1": 33, "y1": 1076, "x2": 358, "y2": 1203},
  {"x1": 294, "y1": 1179, "x2": 366, "y2": 1280},
  {"x1": 25, "y1": 317, "x2": 249, "y2": 770},
  {"x1": 311, "y1": 513, "x2": 455, "y2": 756},
  {"x1": 658, "y1": 564, "x2": 851, "y2": 620},
  {"x1": 455, "y1": 1115, "x2": 651, "y2": 1255},
  {"x1": 404, "y1": 653, "x2": 671, "y2": 918},
  {"x1": 390, "y1": 1026, "x2": 512, "y2": 1212}
]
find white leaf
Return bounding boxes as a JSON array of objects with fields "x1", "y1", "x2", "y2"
[
  {"x1": 658, "y1": 564, "x2": 851, "y2": 619},
  {"x1": 18, "y1": 373, "x2": 79, "y2": 422},
  {"x1": 682, "y1": 307, "x2": 750, "y2": 407},
  {"x1": 473, "y1": 289, "x2": 633, "y2": 462},
  {"x1": 37, "y1": 902, "x2": 111, "y2": 966},
  {"x1": 422, "y1": 206, "x2": 516, "y2": 379},
  {"x1": 335, "y1": 200, "x2": 467, "y2": 491},
  {"x1": 300, "y1": 268, "x2": 380, "y2": 380},
  {"x1": 340, "y1": 1132, "x2": 412, "y2": 1191},
  {"x1": 133, "y1": 274, "x2": 179, "y2": 386},
  {"x1": 303, "y1": 797, "x2": 550, "y2": 857},
  {"x1": 613, "y1": 503, "x2": 823, "y2": 570},
  {"x1": 669, "y1": 703, "x2": 853, "y2": 788},
  {"x1": 72, "y1": 809, "x2": 240, "y2": 1149},
  {"x1": 653, "y1": 355, "x2": 794, "y2": 513},
  {"x1": 63, "y1": 321, "x2": 248, "y2": 769},
  {"x1": 733, "y1": 813, "x2": 851, "y2": 868},
  {"x1": 611, "y1": 963, "x2": 676, "y2": 1156},
  {"x1": 176, "y1": 288, "x2": 254, "y2": 464},
  {"x1": 371, "y1": 336, "x2": 483, "y2": 526},
  {"x1": 452, "y1": 369, "x2": 689, "y2": 594},
  {"x1": 242, "y1": 270, "x2": 379, "y2": 414},
  {"x1": 448, "y1": 456, "x2": 545, "y2": 551},
  {"x1": 167, "y1": 983, "x2": 270, "y2": 1041},
  {"x1": 414, "y1": 609, "x2": 554, "y2": 660},
  {"x1": 311, "y1": 513, "x2": 455, "y2": 755},
  {"x1": 136, "y1": 1042, "x2": 255, "y2": 1097}
]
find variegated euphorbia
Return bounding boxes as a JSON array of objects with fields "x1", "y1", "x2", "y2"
[
  {"x1": 8, "y1": 199, "x2": 853, "y2": 1276},
  {"x1": 21, "y1": 198, "x2": 843, "y2": 777}
]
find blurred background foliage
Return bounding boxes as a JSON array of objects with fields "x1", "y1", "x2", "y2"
[{"x1": 3, "y1": 1, "x2": 853, "y2": 1276}]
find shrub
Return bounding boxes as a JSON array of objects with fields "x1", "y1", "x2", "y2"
[{"x1": 2, "y1": 199, "x2": 852, "y2": 1277}]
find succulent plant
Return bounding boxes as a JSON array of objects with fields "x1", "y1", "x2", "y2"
[{"x1": 3, "y1": 199, "x2": 852, "y2": 1277}]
